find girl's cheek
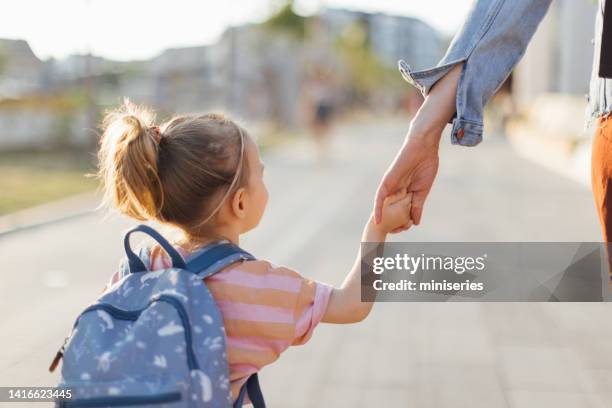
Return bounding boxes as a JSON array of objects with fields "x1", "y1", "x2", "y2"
[{"x1": 262, "y1": 183, "x2": 269, "y2": 208}]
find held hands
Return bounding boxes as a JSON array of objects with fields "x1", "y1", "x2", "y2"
[
  {"x1": 374, "y1": 136, "x2": 439, "y2": 228},
  {"x1": 374, "y1": 63, "x2": 463, "y2": 228},
  {"x1": 370, "y1": 190, "x2": 413, "y2": 236}
]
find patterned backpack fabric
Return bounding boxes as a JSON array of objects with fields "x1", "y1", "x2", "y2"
[{"x1": 51, "y1": 225, "x2": 266, "y2": 407}]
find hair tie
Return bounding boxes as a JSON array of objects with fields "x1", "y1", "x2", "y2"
[{"x1": 149, "y1": 126, "x2": 162, "y2": 144}]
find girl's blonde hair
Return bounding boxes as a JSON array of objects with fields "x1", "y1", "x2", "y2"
[{"x1": 97, "y1": 99, "x2": 249, "y2": 238}]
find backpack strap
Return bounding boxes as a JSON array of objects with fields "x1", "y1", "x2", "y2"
[
  {"x1": 119, "y1": 247, "x2": 151, "y2": 278},
  {"x1": 185, "y1": 243, "x2": 263, "y2": 407},
  {"x1": 124, "y1": 224, "x2": 186, "y2": 273},
  {"x1": 185, "y1": 242, "x2": 255, "y2": 278},
  {"x1": 234, "y1": 373, "x2": 266, "y2": 408}
]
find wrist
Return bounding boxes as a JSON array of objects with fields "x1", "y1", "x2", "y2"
[
  {"x1": 363, "y1": 216, "x2": 386, "y2": 242},
  {"x1": 407, "y1": 119, "x2": 443, "y2": 148},
  {"x1": 408, "y1": 62, "x2": 461, "y2": 146}
]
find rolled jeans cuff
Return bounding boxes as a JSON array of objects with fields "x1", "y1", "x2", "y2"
[{"x1": 450, "y1": 118, "x2": 483, "y2": 146}]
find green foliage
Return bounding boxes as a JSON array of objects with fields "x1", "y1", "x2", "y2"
[
  {"x1": 0, "y1": 46, "x2": 7, "y2": 75},
  {"x1": 335, "y1": 22, "x2": 398, "y2": 95},
  {"x1": 263, "y1": 1, "x2": 306, "y2": 39}
]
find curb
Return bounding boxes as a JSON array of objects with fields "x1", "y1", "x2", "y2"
[{"x1": 0, "y1": 191, "x2": 101, "y2": 237}]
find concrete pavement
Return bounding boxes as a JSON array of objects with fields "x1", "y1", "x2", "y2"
[{"x1": 0, "y1": 118, "x2": 607, "y2": 407}]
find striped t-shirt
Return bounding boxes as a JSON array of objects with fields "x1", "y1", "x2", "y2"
[{"x1": 106, "y1": 244, "x2": 333, "y2": 403}]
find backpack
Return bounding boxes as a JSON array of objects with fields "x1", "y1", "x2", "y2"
[{"x1": 50, "y1": 224, "x2": 266, "y2": 408}]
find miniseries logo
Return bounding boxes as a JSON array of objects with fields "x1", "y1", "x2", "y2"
[{"x1": 372, "y1": 253, "x2": 487, "y2": 275}]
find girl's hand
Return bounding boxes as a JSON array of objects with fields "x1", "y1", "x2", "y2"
[
  {"x1": 325, "y1": 193, "x2": 413, "y2": 325},
  {"x1": 374, "y1": 191, "x2": 413, "y2": 235}
]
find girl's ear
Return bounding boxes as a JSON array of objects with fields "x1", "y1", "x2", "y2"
[{"x1": 231, "y1": 187, "x2": 247, "y2": 219}]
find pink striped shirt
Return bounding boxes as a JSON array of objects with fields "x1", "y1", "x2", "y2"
[{"x1": 107, "y1": 244, "x2": 333, "y2": 403}]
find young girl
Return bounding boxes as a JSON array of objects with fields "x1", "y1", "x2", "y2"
[{"x1": 100, "y1": 100, "x2": 412, "y2": 405}]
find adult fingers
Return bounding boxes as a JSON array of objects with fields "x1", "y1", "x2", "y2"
[
  {"x1": 410, "y1": 189, "x2": 428, "y2": 225},
  {"x1": 384, "y1": 189, "x2": 409, "y2": 205}
]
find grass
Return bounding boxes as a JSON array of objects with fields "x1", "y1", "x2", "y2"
[{"x1": 0, "y1": 150, "x2": 99, "y2": 215}]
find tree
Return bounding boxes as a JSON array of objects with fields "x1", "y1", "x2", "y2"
[
  {"x1": 335, "y1": 22, "x2": 397, "y2": 97},
  {"x1": 0, "y1": 45, "x2": 8, "y2": 76},
  {"x1": 263, "y1": 0, "x2": 306, "y2": 39}
]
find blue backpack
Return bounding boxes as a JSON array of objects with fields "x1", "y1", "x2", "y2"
[{"x1": 50, "y1": 224, "x2": 266, "y2": 408}]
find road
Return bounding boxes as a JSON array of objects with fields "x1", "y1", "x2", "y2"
[{"x1": 0, "y1": 118, "x2": 608, "y2": 407}]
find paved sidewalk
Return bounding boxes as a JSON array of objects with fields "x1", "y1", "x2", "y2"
[
  {"x1": 0, "y1": 191, "x2": 99, "y2": 236},
  {"x1": 0, "y1": 118, "x2": 606, "y2": 408}
]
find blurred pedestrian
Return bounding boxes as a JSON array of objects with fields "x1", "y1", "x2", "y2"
[{"x1": 303, "y1": 66, "x2": 337, "y2": 162}]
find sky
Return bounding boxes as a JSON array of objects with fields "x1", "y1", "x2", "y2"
[{"x1": 0, "y1": 0, "x2": 473, "y2": 61}]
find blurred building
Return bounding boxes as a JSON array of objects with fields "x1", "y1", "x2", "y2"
[
  {"x1": 46, "y1": 54, "x2": 128, "y2": 83},
  {"x1": 320, "y1": 8, "x2": 444, "y2": 69},
  {"x1": 512, "y1": 0, "x2": 596, "y2": 105},
  {"x1": 136, "y1": 24, "x2": 302, "y2": 126},
  {"x1": 145, "y1": 44, "x2": 221, "y2": 113},
  {"x1": 507, "y1": 0, "x2": 598, "y2": 186},
  {"x1": 0, "y1": 39, "x2": 43, "y2": 98},
  {"x1": 0, "y1": 6, "x2": 443, "y2": 149}
]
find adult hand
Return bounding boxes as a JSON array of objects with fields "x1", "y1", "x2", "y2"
[
  {"x1": 376, "y1": 134, "x2": 440, "y2": 228},
  {"x1": 374, "y1": 63, "x2": 463, "y2": 226}
]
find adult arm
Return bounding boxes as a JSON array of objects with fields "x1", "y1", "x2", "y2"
[{"x1": 375, "y1": 0, "x2": 553, "y2": 225}]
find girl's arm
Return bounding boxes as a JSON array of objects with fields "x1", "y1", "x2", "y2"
[{"x1": 322, "y1": 193, "x2": 412, "y2": 324}]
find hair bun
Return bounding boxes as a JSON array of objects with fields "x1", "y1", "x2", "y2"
[{"x1": 97, "y1": 98, "x2": 164, "y2": 221}]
